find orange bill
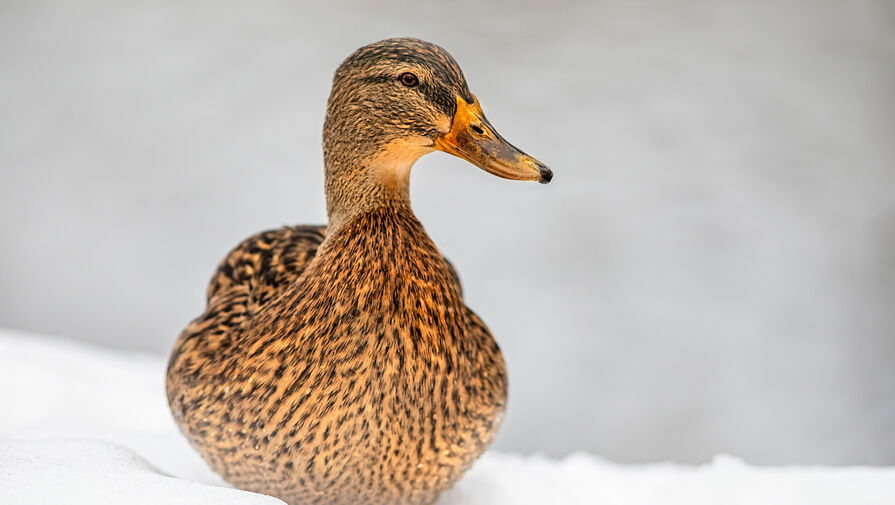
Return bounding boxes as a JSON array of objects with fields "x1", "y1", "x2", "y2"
[{"x1": 435, "y1": 95, "x2": 552, "y2": 184}]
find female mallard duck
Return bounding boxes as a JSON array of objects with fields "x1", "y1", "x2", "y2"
[{"x1": 166, "y1": 37, "x2": 552, "y2": 505}]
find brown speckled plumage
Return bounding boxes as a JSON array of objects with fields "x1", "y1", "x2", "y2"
[{"x1": 167, "y1": 37, "x2": 549, "y2": 505}]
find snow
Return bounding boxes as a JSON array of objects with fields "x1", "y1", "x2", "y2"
[
  {"x1": 1, "y1": 440, "x2": 284, "y2": 505},
  {"x1": 2, "y1": 326, "x2": 895, "y2": 505}
]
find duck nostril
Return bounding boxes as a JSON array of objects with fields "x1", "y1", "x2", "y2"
[{"x1": 470, "y1": 124, "x2": 485, "y2": 135}]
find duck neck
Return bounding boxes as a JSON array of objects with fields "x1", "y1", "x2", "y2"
[{"x1": 324, "y1": 137, "x2": 433, "y2": 234}]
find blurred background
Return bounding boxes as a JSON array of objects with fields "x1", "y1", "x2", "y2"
[{"x1": 1, "y1": 0, "x2": 894, "y2": 465}]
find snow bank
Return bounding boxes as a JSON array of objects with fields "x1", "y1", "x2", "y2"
[
  {"x1": 442, "y1": 452, "x2": 895, "y2": 505},
  {"x1": 1, "y1": 439, "x2": 284, "y2": 505},
  {"x1": 2, "y1": 327, "x2": 894, "y2": 505}
]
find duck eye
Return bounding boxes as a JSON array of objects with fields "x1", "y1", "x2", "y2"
[{"x1": 399, "y1": 72, "x2": 419, "y2": 87}]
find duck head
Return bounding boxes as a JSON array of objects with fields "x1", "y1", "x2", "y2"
[{"x1": 323, "y1": 37, "x2": 551, "y2": 226}]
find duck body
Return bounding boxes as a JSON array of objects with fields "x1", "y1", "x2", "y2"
[
  {"x1": 167, "y1": 206, "x2": 506, "y2": 505},
  {"x1": 166, "y1": 38, "x2": 550, "y2": 505}
]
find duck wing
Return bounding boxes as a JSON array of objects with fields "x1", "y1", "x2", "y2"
[
  {"x1": 167, "y1": 225, "x2": 326, "y2": 372},
  {"x1": 206, "y1": 225, "x2": 328, "y2": 313}
]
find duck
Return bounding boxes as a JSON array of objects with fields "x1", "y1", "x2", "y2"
[{"x1": 165, "y1": 37, "x2": 552, "y2": 505}]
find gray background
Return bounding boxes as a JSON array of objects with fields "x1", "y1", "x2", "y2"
[{"x1": 2, "y1": 0, "x2": 894, "y2": 465}]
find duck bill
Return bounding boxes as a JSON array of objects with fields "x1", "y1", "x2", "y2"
[{"x1": 435, "y1": 95, "x2": 552, "y2": 184}]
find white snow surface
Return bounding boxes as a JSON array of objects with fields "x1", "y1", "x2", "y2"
[
  {"x1": 1, "y1": 439, "x2": 283, "y2": 505},
  {"x1": 2, "y1": 327, "x2": 894, "y2": 505}
]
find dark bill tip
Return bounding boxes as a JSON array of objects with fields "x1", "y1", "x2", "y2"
[{"x1": 538, "y1": 164, "x2": 553, "y2": 184}]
